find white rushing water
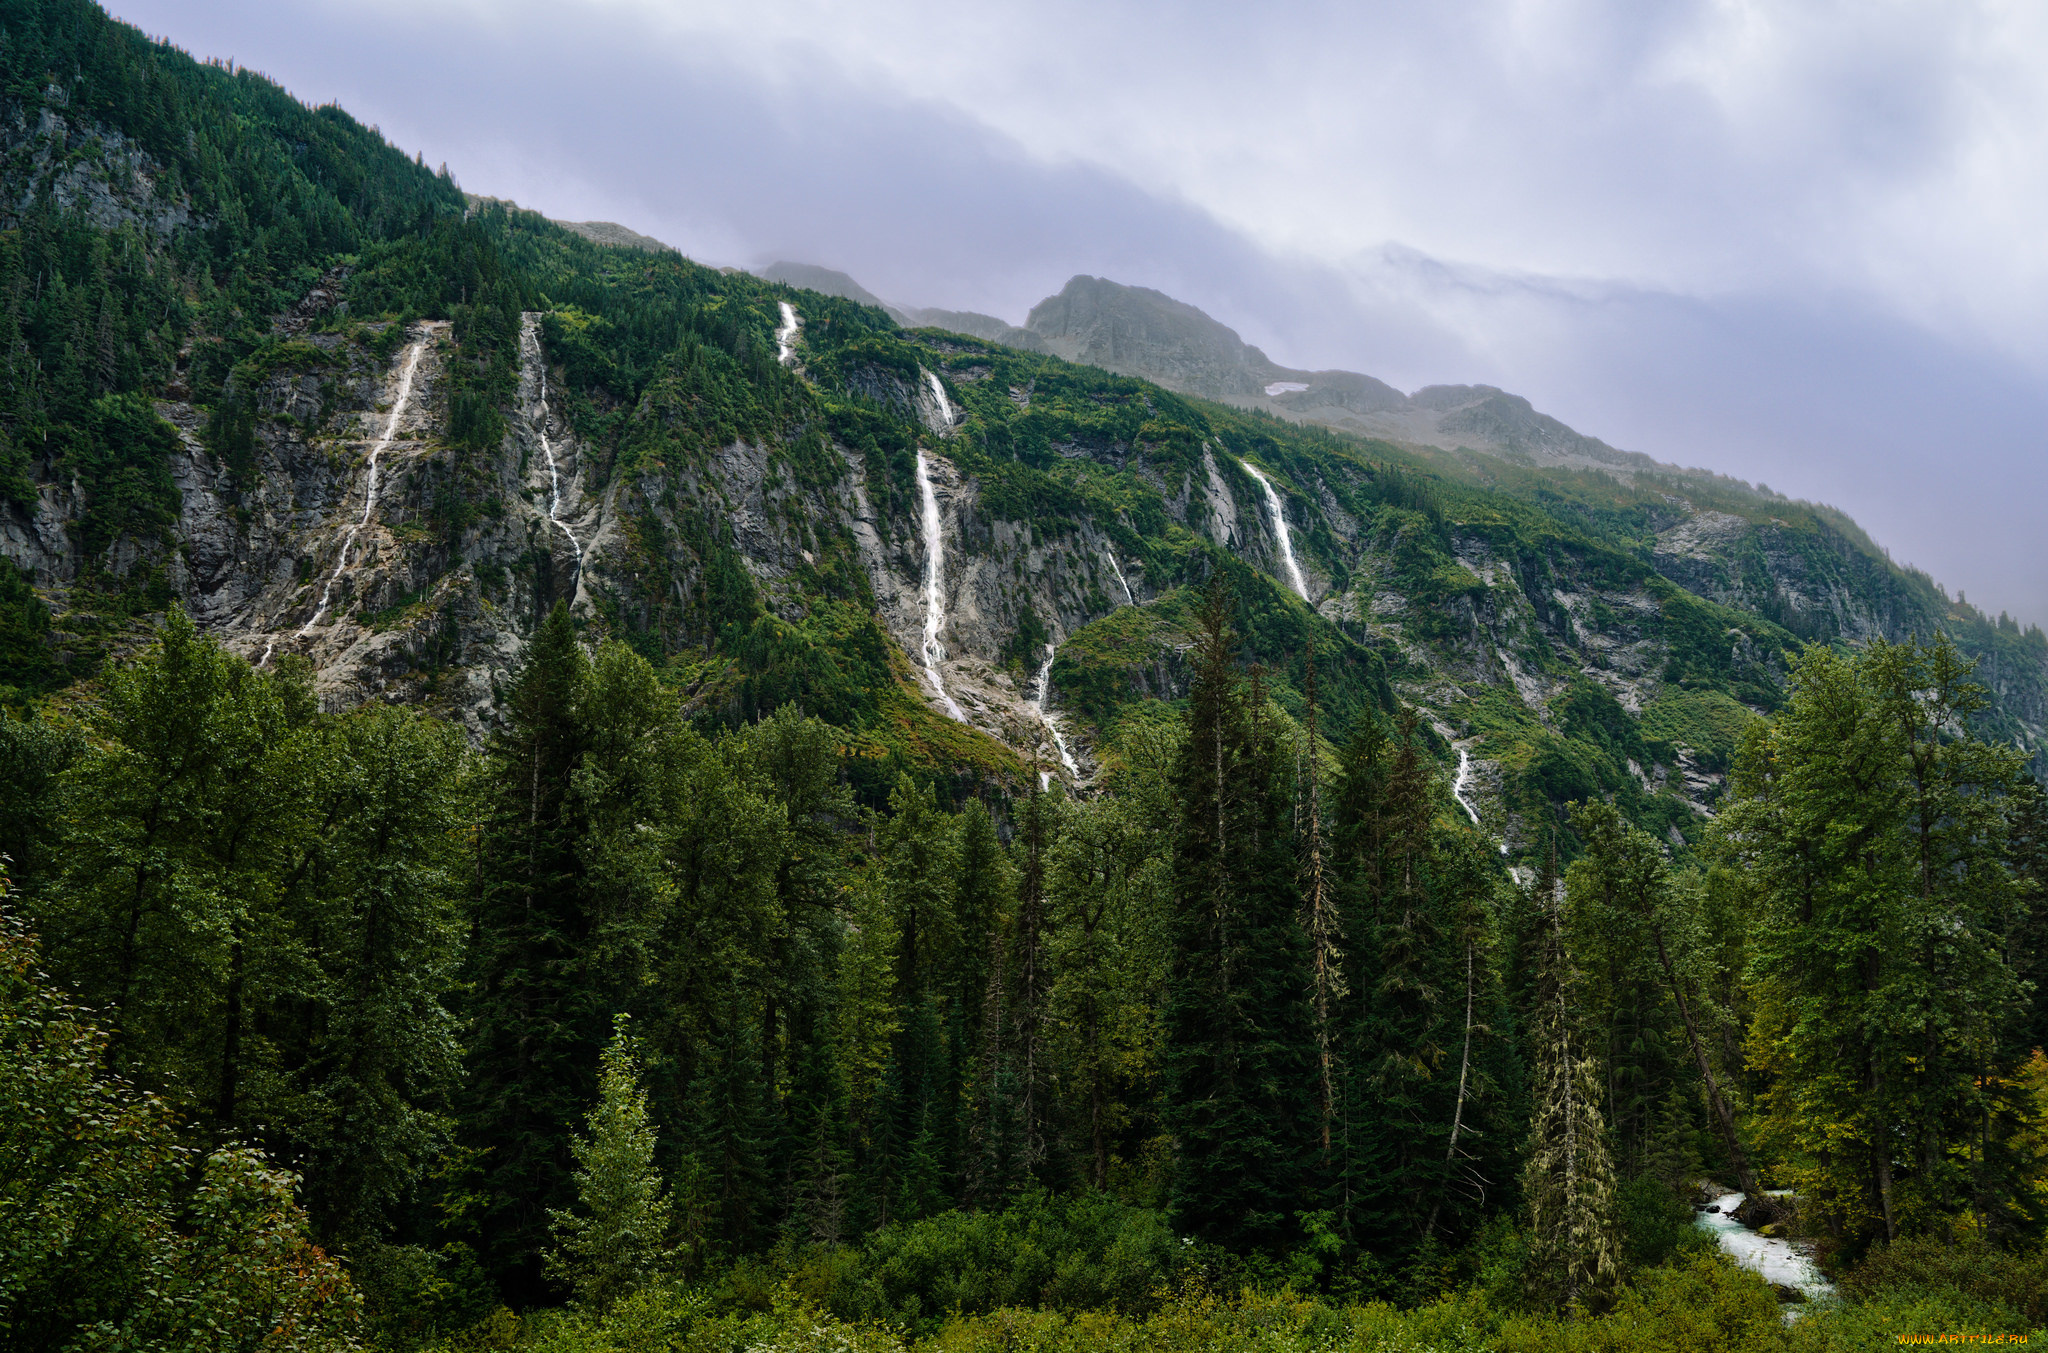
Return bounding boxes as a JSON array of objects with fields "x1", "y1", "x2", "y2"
[
  {"x1": 297, "y1": 335, "x2": 427, "y2": 636},
  {"x1": 924, "y1": 369, "x2": 955, "y2": 429},
  {"x1": 775, "y1": 301, "x2": 801, "y2": 365},
  {"x1": 1103, "y1": 550, "x2": 1135, "y2": 606},
  {"x1": 914, "y1": 451, "x2": 967, "y2": 722},
  {"x1": 521, "y1": 315, "x2": 582, "y2": 569},
  {"x1": 1240, "y1": 460, "x2": 1307, "y2": 599},
  {"x1": 1034, "y1": 643, "x2": 1081, "y2": 788},
  {"x1": 1451, "y1": 748, "x2": 1482, "y2": 827},
  {"x1": 1696, "y1": 1192, "x2": 1834, "y2": 1305}
]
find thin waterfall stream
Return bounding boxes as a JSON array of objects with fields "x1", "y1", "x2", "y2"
[
  {"x1": 775, "y1": 302, "x2": 801, "y2": 364},
  {"x1": 296, "y1": 333, "x2": 429, "y2": 637},
  {"x1": 924, "y1": 370, "x2": 955, "y2": 428},
  {"x1": 1033, "y1": 643, "x2": 1080, "y2": 788},
  {"x1": 1103, "y1": 550, "x2": 1135, "y2": 605},
  {"x1": 1451, "y1": 747, "x2": 1482, "y2": 826},
  {"x1": 1240, "y1": 460, "x2": 1307, "y2": 598},
  {"x1": 521, "y1": 314, "x2": 582, "y2": 571},
  {"x1": 914, "y1": 450, "x2": 967, "y2": 722}
]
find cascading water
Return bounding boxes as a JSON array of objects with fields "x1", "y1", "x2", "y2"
[
  {"x1": 1103, "y1": 550, "x2": 1135, "y2": 606},
  {"x1": 1240, "y1": 460, "x2": 1307, "y2": 599},
  {"x1": 1451, "y1": 747, "x2": 1507, "y2": 853},
  {"x1": 521, "y1": 314, "x2": 582, "y2": 570},
  {"x1": 924, "y1": 370, "x2": 955, "y2": 429},
  {"x1": 1451, "y1": 747, "x2": 1482, "y2": 826},
  {"x1": 1697, "y1": 1192, "x2": 1833, "y2": 1307},
  {"x1": 914, "y1": 450, "x2": 967, "y2": 722},
  {"x1": 1033, "y1": 643, "x2": 1081, "y2": 788},
  {"x1": 297, "y1": 334, "x2": 428, "y2": 636},
  {"x1": 775, "y1": 302, "x2": 801, "y2": 365}
]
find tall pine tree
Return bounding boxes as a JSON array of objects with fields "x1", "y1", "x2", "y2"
[{"x1": 1164, "y1": 580, "x2": 1315, "y2": 1250}]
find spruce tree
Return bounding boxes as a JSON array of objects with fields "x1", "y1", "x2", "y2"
[
  {"x1": 1014, "y1": 779, "x2": 1055, "y2": 1181},
  {"x1": 1522, "y1": 871, "x2": 1619, "y2": 1313},
  {"x1": 1329, "y1": 708, "x2": 1467, "y2": 1250},
  {"x1": 462, "y1": 601, "x2": 598, "y2": 1300},
  {"x1": 686, "y1": 986, "x2": 774, "y2": 1255},
  {"x1": 1164, "y1": 580, "x2": 1315, "y2": 1250},
  {"x1": 1299, "y1": 650, "x2": 1343, "y2": 1171},
  {"x1": 1571, "y1": 801, "x2": 1755, "y2": 1197},
  {"x1": 547, "y1": 1014, "x2": 672, "y2": 1316}
]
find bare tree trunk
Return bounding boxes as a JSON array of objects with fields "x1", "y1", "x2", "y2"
[
  {"x1": 1425, "y1": 938, "x2": 1478, "y2": 1238},
  {"x1": 1871, "y1": 1056, "x2": 1899, "y2": 1242}
]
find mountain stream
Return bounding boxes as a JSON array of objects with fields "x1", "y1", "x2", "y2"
[{"x1": 1696, "y1": 1192, "x2": 1833, "y2": 1308}]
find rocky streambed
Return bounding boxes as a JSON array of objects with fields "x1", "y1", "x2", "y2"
[{"x1": 1696, "y1": 1190, "x2": 1833, "y2": 1312}]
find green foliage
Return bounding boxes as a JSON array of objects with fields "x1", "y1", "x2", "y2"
[
  {"x1": 1722, "y1": 635, "x2": 2035, "y2": 1256},
  {"x1": 1834, "y1": 1235, "x2": 2048, "y2": 1329},
  {"x1": 1522, "y1": 870, "x2": 1621, "y2": 1312},
  {"x1": 0, "y1": 903, "x2": 363, "y2": 1349},
  {"x1": 1638, "y1": 687, "x2": 1756, "y2": 775},
  {"x1": 0, "y1": 563, "x2": 58, "y2": 700},
  {"x1": 549, "y1": 1014, "x2": 675, "y2": 1316},
  {"x1": 1164, "y1": 584, "x2": 1316, "y2": 1252},
  {"x1": 69, "y1": 392, "x2": 182, "y2": 559},
  {"x1": 14, "y1": 7, "x2": 2048, "y2": 1342},
  {"x1": 793, "y1": 1194, "x2": 1183, "y2": 1334}
]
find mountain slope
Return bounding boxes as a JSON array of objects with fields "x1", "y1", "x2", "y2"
[{"x1": 2, "y1": 0, "x2": 2043, "y2": 858}]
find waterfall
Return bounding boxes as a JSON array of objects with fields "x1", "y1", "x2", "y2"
[
  {"x1": 924, "y1": 369, "x2": 955, "y2": 429},
  {"x1": 775, "y1": 302, "x2": 801, "y2": 365},
  {"x1": 1240, "y1": 460, "x2": 1307, "y2": 599},
  {"x1": 1034, "y1": 642, "x2": 1080, "y2": 787},
  {"x1": 298, "y1": 334, "x2": 428, "y2": 636},
  {"x1": 914, "y1": 450, "x2": 967, "y2": 722},
  {"x1": 1103, "y1": 550, "x2": 1135, "y2": 606},
  {"x1": 1451, "y1": 748, "x2": 1482, "y2": 827},
  {"x1": 522, "y1": 314, "x2": 582, "y2": 569}
]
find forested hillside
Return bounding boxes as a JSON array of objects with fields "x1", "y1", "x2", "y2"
[{"x1": 6, "y1": 2, "x2": 2048, "y2": 1349}]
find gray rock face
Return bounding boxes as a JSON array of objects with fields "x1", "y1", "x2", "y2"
[
  {"x1": 3, "y1": 99, "x2": 198, "y2": 238},
  {"x1": 1017, "y1": 276, "x2": 1656, "y2": 474},
  {"x1": 555, "y1": 220, "x2": 675, "y2": 253},
  {"x1": 1024, "y1": 275, "x2": 1285, "y2": 400},
  {"x1": 756, "y1": 262, "x2": 895, "y2": 314},
  {"x1": 897, "y1": 307, "x2": 1048, "y2": 353}
]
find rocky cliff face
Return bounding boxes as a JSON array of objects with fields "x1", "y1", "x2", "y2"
[
  {"x1": 2, "y1": 93, "x2": 196, "y2": 239},
  {"x1": 8, "y1": 257, "x2": 2042, "y2": 837}
]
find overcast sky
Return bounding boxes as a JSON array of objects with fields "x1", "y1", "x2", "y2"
[{"x1": 113, "y1": 0, "x2": 2048, "y2": 623}]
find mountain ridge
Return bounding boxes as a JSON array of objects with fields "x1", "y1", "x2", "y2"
[
  {"x1": 2, "y1": 0, "x2": 2042, "y2": 857},
  {"x1": 761, "y1": 264, "x2": 1700, "y2": 482}
]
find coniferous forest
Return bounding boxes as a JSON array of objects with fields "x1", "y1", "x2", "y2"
[{"x1": 9, "y1": 2, "x2": 2048, "y2": 1350}]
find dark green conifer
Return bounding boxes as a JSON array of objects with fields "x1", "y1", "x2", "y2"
[
  {"x1": 460, "y1": 601, "x2": 598, "y2": 1301},
  {"x1": 1164, "y1": 580, "x2": 1315, "y2": 1250},
  {"x1": 1523, "y1": 868, "x2": 1620, "y2": 1312}
]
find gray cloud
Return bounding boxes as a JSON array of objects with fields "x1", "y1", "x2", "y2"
[{"x1": 111, "y1": 0, "x2": 2048, "y2": 622}]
